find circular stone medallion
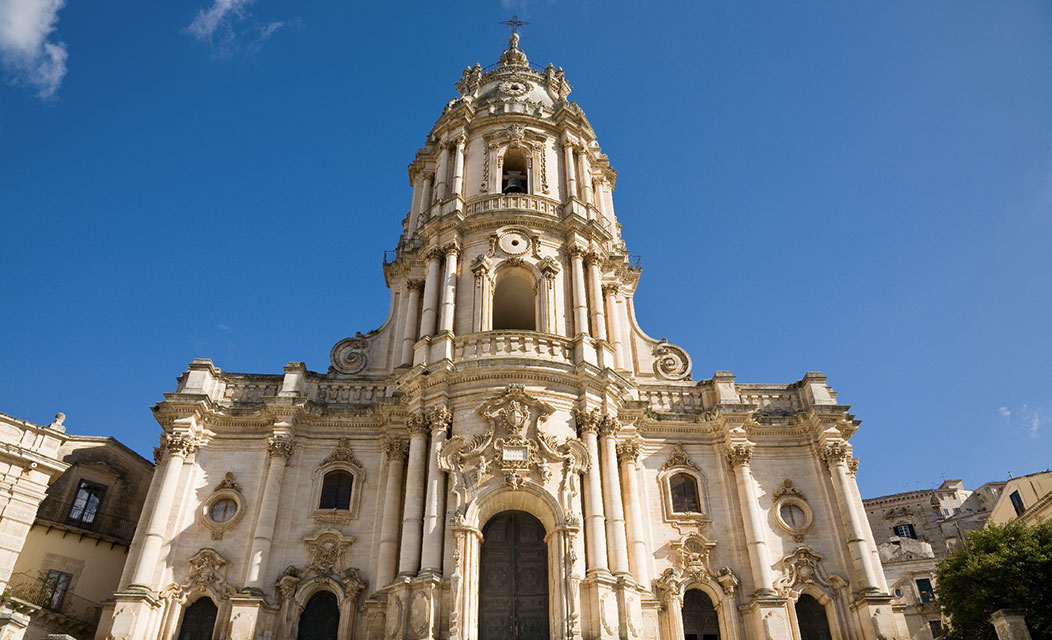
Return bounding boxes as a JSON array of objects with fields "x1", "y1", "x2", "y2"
[{"x1": 498, "y1": 231, "x2": 530, "y2": 256}]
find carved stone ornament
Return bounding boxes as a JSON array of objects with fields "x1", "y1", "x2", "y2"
[
  {"x1": 774, "y1": 546, "x2": 841, "y2": 597},
  {"x1": 320, "y1": 438, "x2": 363, "y2": 469},
  {"x1": 330, "y1": 336, "x2": 369, "y2": 374},
  {"x1": 456, "y1": 63, "x2": 482, "y2": 97},
  {"x1": 439, "y1": 385, "x2": 587, "y2": 522},
  {"x1": 725, "y1": 442, "x2": 753, "y2": 468},
  {"x1": 572, "y1": 408, "x2": 602, "y2": 435},
  {"x1": 773, "y1": 479, "x2": 813, "y2": 542},
  {"x1": 215, "y1": 472, "x2": 242, "y2": 493},
  {"x1": 180, "y1": 548, "x2": 236, "y2": 600},
  {"x1": 382, "y1": 436, "x2": 408, "y2": 460},
  {"x1": 774, "y1": 479, "x2": 803, "y2": 500},
  {"x1": 268, "y1": 434, "x2": 295, "y2": 459},
  {"x1": 305, "y1": 530, "x2": 355, "y2": 575},
  {"x1": 426, "y1": 404, "x2": 453, "y2": 431},
  {"x1": 653, "y1": 339, "x2": 692, "y2": 381},
  {"x1": 655, "y1": 533, "x2": 739, "y2": 608},
  {"x1": 821, "y1": 442, "x2": 851, "y2": 467},
  {"x1": 616, "y1": 438, "x2": 641, "y2": 464},
  {"x1": 165, "y1": 433, "x2": 199, "y2": 458},
  {"x1": 661, "y1": 444, "x2": 700, "y2": 472}
]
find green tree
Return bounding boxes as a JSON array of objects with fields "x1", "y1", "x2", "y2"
[{"x1": 935, "y1": 520, "x2": 1052, "y2": 640}]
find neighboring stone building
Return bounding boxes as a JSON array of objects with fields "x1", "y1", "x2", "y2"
[
  {"x1": 98, "y1": 35, "x2": 909, "y2": 640},
  {"x1": 988, "y1": 470, "x2": 1052, "y2": 526},
  {"x1": 863, "y1": 480, "x2": 1005, "y2": 640}
]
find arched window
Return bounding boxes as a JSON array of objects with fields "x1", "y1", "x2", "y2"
[
  {"x1": 795, "y1": 594, "x2": 833, "y2": 640},
  {"x1": 319, "y1": 470, "x2": 353, "y2": 510},
  {"x1": 493, "y1": 272, "x2": 536, "y2": 331},
  {"x1": 670, "y1": 473, "x2": 701, "y2": 513},
  {"x1": 682, "y1": 589, "x2": 720, "y2": 640},
  {"x1": 502, "y1": 148, "x2": 529, "y2": 194},
  {"x1": 297, "y1": 591, "x2": 339, "y2": 640},
  {"x1": 177, "y1": 597, "x2": 218, "y2": 640}
]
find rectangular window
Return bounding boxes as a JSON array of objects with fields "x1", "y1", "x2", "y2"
[
  {"x1": 44, "y1": 570, "x2": 72, "y2": 610},
  {"x1": 1010, "y1": 491, "x2": 1025, "y2": 516},
  {"x1": 916, "y1": 578, "x2": 935, "y2": 603},
  {"x1": 928, "y1": 620, "x2": 942, "y2": 638},
  {"x1": 953, "y1": 507, "x2": 961, "y2": 514},
  {"x1": 893, "y1": 523, "x2": 917, "y2": 539},
  {"x1": 67, "y1": 480, "x2": 107, "y2": 528}
]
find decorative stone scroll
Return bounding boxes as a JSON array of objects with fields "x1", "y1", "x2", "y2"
[
  {"x1": 160, "y1": 548, "x2": 236, "y2": 604},
  {"x1": 330, "y1": 336, "x2": 369, "y2": 374},
  {"x1": 774, "y1": 546, "x2": 843, "y2": 598},
  {"x1": 320, "y1": 438, "x2": 363, "y2": 469},
  {"x1": 652, "y1": 339, "x2": 692, "y2": 381}
]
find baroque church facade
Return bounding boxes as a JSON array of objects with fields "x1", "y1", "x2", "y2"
[{"x1": 98, "y1": 36, "x2": 909, "y2": 640}]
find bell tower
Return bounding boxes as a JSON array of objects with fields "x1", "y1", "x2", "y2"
[{"x1": 334, "y1": 32, "x2": 692, "y2": 384}]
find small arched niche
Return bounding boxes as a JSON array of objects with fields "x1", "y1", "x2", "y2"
[
  {"x1": 502, "y1": 147, "x2": 529, "y2": 194},
  {"x1": 492, "y1": 268, "x2": 537, "y2": 331}
]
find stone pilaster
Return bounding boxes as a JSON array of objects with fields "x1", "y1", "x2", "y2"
[
  {"x1": 400, "y1": 280, "x2": 424, "y2": 366},
  {"x1": 243, "y1": 433, "x2": 294, "y2": 591},
  {"x1": 573, "y1": 409, "x2": 609, "y2": 575},
  {"x1": 419, "y1": 406, "x2": 451, "y2": 574},
  {"x1": 569, "y1": 246, "x2": 589, "y2": 337},
  {"x1": 585, "y1": 252, "x2": 607, "y2": 342}
]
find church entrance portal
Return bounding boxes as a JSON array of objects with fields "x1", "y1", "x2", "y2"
[
  {"x1": 296, "y1": 590, "x2": 339, "y2": 640},
  {"x1": 479, "y1": 510, "x2": 549, "y2": 640},
  {"x1": 176, "y1": 598, "x2": 217, "y2": 640},
  {"x1": 682, "y1": 589, "x2": 720, "y2": 640}
]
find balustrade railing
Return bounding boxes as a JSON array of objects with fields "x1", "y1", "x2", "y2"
[
  {"x1": 465, "y1": 193, "x2": 560, "y2": 218},
  {"x1": 2, "y1": 573, "x2": 102, "y2": 626},
  {"x1": 454, "y1": 331, "x2": 573, "y2": 365},
  {"x1": 35, "y1": 499, "x2": 138, "y2": 543}
]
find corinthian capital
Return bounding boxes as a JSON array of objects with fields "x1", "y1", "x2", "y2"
[
  {"x1": 583, "y1": 250, "x2": 604, "y2": 266},
  {"x1": 382, "y1": 436, "x2": 408, "y2": 460},
  {"x1": 602, "y1": 283, "x2": 620, "y2": 296},
  {"x1": 598, "y1": 415, "x2": 621, "y2": 438},
  {"x1": 573, "y1": 408, "x2": 602, "y2": 436},
  {"x1": 441, "y1": 241, "x2": 461, "y2": 258},
  {"x1": 406, "y1": 279, "x2": 425, "y2": 292},
  {"x1": 725, "y1": 443, "x2": 753, "y2": 468},
  {"x1": 616, "y1": 438, "x2": 641, "y2": 464},
  {"x1": 426, "y1": 405, "x2": 453, "y2": 431},
  {"x1": 166, "y1": 433, "x2": 198, "y2": 458},
  {"x1": 267, "y1": 434, "x2": 295, "y2": 459},
  {"x1": 821, "y1": 442, "x2": 851, "y2": 468},
  {"x1": 407, "y1": 413, "x2": 429, "y2": 436}
]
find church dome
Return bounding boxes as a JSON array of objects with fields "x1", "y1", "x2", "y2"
[{"x1": 453, "y1": 33, "x2": 573, "y2": 115}]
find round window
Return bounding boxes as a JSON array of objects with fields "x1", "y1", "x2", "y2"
[
  {"x1": 780, "y1": 503, "x2": 807, "y2": 529},
  {"x1": 209, "y1": 498, "x2": 238, "y2": 523}
]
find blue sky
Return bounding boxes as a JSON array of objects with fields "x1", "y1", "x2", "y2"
[{"x1": 1, "y1": 1, "x2": 1050, "y2": 498}]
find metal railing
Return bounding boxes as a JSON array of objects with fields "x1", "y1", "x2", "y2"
[
  {"x1": 35, "y1": 498, "x2": 139, "y2": 543},
  {"x1": 629, "y1": 255, "x2": 643, "y2": 269},
  {"x1": 2, "y1": 573, "x2": 102, "y2": 626}
]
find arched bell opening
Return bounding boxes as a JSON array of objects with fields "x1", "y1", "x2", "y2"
[
  {"x1": 492, "y1": 268, "x2": 537, "y2": 331},
  {"x1": 296, "y1": 590, "x2": 340, "y2": 640},
  {"x1": 479, "y1": 510, "x2": 549, "y2": 640},
  {"x1": 502, "y1": 147, "x2": 529, "y2": 194},
  {"x1": 176, "y1": 596, "x2": 218, "y2": 640},
  {"x1": 682, "y1": 589, "x2": 720, "y2": 640}
]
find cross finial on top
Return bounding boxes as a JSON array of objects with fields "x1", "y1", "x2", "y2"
[{"x1": 500, "y1": 15, "x2": 529, "y2": 34}]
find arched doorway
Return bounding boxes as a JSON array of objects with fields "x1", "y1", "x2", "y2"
[
  {"x1": 177, "y1": 597, "x2": 217, "y2": 640},
  {"x1": 682, "y1": 589, "x2": 720, "y2": 640},
  {"x1": 479, "y1": 510, "x2": 549, "y2": 640},
  {"x1": 297, "y1": 591, "x2": 339, "y2": 640},
  {"x1": 795, "y1": 594, "x2": 832, "y2": 640}
]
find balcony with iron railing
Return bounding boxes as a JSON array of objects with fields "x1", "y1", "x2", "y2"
[
  {"x1": 2, "y1": 572, "x2": 102, "y2": 629},
  {"x1": 34, "y1": 498, "x2": 139, "y2": 544}
]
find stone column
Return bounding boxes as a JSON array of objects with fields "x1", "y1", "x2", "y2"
[
  {"x1": 420, "y1": 173, "x2": 434, "y2": 217},
  {"x1": 438, "y1": 242, "x2": 460, "y2": 334},
  {"x1": 616, "y1": 438, "x2": 649, "y2": 585},
  {"x1": 563, "y1": 139, "x2": 578, "y2": 200},
  {"x1": 243, "y1": 434, "x2": 295, "y2": 591},
  {"x1": 822, "y1": 442, "x2": 883, "y2": 592},
  {"x1": 471, "y1": 256, "x2": 491, "y2": 333},
  {"x1": 725, "y1": 442, "x2": 775, "y2": 594},
  {"x1": 569, "y1": 247, "x2": 589, "y2": 337},
  {"x1": 451, "y1": 135, "x2": 467, "y2": 198},
  {"x1": 420, "y1": 406, "x2": 451, "y2": 575},
  {"x1": 585, "y1": 252, "x2": 607, "y2": 341},
  {"x1": 419, "y1": 249, "x2": 442, "y2": 338},
  {"x1": 598, "y1": 417, "x2": 630, "y2": 576},
  {"x1": 398, "y1": 415, "x2": 430, "y2": 576},
  {"x1": 435, "y1": 144, "x2": 450, "y2": 201},
  {"x1": 376, "y1": 437, "x2": 407, "y2": 588},
  {"x1": 578, "y1": 146, "x2": 594, "y2": 207},
  {"x1": 399, "y1": 280, "x2": 424, "y2": 366},
  {"x1": 540, "y1": 260, "x2": 560, "y2": 334},
  {"x1": 128, "y1": 433, "x2": 196, "y2": 589},
  {"x1": 573, "y1": 410, "x2": 609, "y2": 575},
  {"x1": 603, "y1": 284, "x2": 626, "y2": 369}
]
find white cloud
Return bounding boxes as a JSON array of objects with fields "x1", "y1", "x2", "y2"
[
  {"x1": 0, "y1": 0, "x2": 68, "y2": 98},
  {"x1": 998, "y1": 406, "x2": 1012, "y2": 421},
  {"x1": 217, "y1": 323, "x2": 231, "y2": 332},
  {"x1": 186, "y1": 0, "x2": 288, "y2": 55},
  {"x1": 999, "y1": 403, "x2": 1044, "y2": 439}
]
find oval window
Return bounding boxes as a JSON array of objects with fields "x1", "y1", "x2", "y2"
[{"x1": 209, "y1": 498, "x2": 238, "y2": 523}]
